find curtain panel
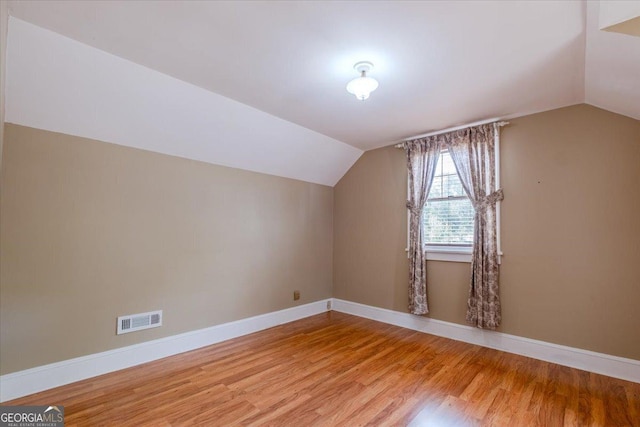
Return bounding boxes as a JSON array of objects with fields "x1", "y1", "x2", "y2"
[
  {"x1": 444, "y1": 123, "x2": 503, "y2": 329},
  {"x1": 404, "y1": 138, "x2": 441, "y2": 315}
]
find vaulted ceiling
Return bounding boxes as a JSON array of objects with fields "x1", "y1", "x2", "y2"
[{"x1": 4, "y1": 1, "x2": 639, "y2": 186}]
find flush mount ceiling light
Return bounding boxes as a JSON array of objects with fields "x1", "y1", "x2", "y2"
[{"x1": 346, "y1": 61, "x2": 379, "y2": 101}]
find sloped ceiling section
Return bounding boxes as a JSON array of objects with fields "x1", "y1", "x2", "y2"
[
  {"x1": 5, "y1": 18, "x2": 362, "y2": 187},
  {"x1": 585, "y1": 1, "x2": 640, "y2": 119}
]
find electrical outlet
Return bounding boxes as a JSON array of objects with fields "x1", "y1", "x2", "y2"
[{"x1": 293, "y1": 290, "x2": 300, "y2": 301}]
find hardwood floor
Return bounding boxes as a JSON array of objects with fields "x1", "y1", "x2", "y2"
[{"x1": 6, "y1": 311, "x2": 640, "y2": 426}]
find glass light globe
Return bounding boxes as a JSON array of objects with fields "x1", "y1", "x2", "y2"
[{"x1": 346, "y1": 76, "x2": 379, "y2": 101}]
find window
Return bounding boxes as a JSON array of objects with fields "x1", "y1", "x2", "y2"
[
  {"x1": 423, "y1": 150, "x2": 474, "y2": 247},
  {"x1": 403, "y1": 135, "x2": 502, "y2": 263},
  {"x1": 422, "y1": 150, "x2": 474, "y2": 262}
]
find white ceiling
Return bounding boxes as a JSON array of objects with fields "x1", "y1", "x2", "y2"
[
  {"x1": 5, "y1": 17, "x2": 361, "y2": 186},
  {"x1": 585, "y1": 1, "x2": 640, "y2": 118},
  {"x1": 4, "y1": 0, "x2": 639, "y2": 184}
]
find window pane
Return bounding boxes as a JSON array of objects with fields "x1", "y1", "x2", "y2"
[
  {"x1": 441, "y1": 152, "x2": 457, "y2": 175},
  {"x1": 423, "y1": 198, "x2": 474, "y2": 245},
  {"x1": 429, "y1": 176, "x2": 443, "y2": 199},
  {"x1": 427, "y1": 151, "x2": 466, "y2": 199},
  {"x1": 442, "y1": 173, "x2": 465, "y2": 197}
]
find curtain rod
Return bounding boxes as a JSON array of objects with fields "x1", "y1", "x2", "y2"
[{"x1": 394, "y1": 119, "x2": 509, "y2": 148}]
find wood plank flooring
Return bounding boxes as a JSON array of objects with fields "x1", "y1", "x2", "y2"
[{"x1": 5, "y1": 311, "x2": 640, "y2": 426}]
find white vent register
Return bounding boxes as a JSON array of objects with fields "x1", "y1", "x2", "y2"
[{"x1": 117, "y1": 310, "x2": 163, "y2": 335}]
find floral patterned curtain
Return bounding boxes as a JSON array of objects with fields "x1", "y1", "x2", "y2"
[
  {"x1": 404, "y1": 138, "x2": 441, "y2": 315},
  {"x1": 444, "y1": 123, "x2": 503, "y2": 329}
]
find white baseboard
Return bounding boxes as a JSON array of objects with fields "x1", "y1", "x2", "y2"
[
  {"x1": 0, "y1": 299, "x2": 330, "y2": 402},
  {"x1": 3, "y1": 298, "x2": 637, "y2": 402},
  {"x1": 332, "y1": 298, "x2": 640, "y2": 383}
]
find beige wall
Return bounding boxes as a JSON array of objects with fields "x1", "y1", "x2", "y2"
[
  {"x1": 334, "y1": 104, "x2": 640, "y2": 360},
  {"x1": 2, "y1": 103, "x2": 639, "y2": 376},
  {"x1": 0, "y1": 124, "x2": 333, "y2": 374}
]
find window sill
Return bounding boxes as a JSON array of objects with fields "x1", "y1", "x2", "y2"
[{"x1": 425, "y1": 246, "x2": 472, "y2": 263}]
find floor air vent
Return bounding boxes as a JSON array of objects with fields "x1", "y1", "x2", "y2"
[{"x1": 117, "y1": 310, "x2": 163, "y2": 335}]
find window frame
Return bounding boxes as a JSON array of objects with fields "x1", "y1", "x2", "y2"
[{"x1": 423, "y1": 149, "x2": 474, "y2": 253}]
